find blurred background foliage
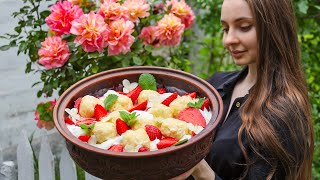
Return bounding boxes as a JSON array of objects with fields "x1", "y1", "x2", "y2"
[{"x1": 189, "y1": 0, "x2": 320, "y2": 178}]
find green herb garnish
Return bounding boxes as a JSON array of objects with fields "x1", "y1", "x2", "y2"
[
  {"x1": 174, "y1": 139, "x2": 188, "y2": 146},
  {"x1": 187, "y1": 98, "x2": 205, "y2": 109},
  {"x1": 104, "y1": 94, "x2": 118, "y2": 110},
  {"x1": 138, "y1": 73, "x2": 157, "y2": 91},
  {"x1": 119, "y1": 111, "x2": 139, "y2": 127}
]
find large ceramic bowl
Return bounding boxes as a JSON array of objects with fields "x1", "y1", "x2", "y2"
[{"x1": 53, "y1": 66, "x2": 223, "y2": 180}]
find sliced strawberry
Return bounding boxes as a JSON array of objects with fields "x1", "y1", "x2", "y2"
[
  {"x1": 145, "y1": 125, "x2": 162, "y2": 141},
  {"x1": 116, "y1": 119, "x2": 130, "y2": 135},
  {"x1": 138, "y1": 146, "x2": 150, "y2": 152},
  {"x1": 78, "y1": 135, "x2": 91, "y2": 142},
  {"x1": 157, "y1": 88, "x2": 166, "y2": 94},
  {"x1": 191, "y1": 131, "x2": 196, "y2": 137},
  {"x1": 161, "y1": 92, "x2": 178, "y2": 106},
  {"x1": 94, "y1": 104, "x2": 108, "y2": 121},
  {"x1": 74, "y1": 97, "x2": 82, "y2": 110},
  {"x1": 177, "y1": 107, "x2": 206, "y2": 128},
  {"x1": 183, "y1": 92, "x2": 197, "y2": 98},
  {"x1": 126, "y1": 85, "x2": 143, "y2": 103},
  {"x1": 108, "y1": 144, "x2": 124, "y2": 152},
  {"x1": 65, "y1": 117, "x2": 74, "y2": 125},
  {"x1": 200, "y1": 98, "x2": 210, "y2": 110},
  {"x1": 76, "y1": 118, "x2": 95, "y2": 126},
  {"x1": 157, "y1": 137, "x2": 179, "y2": 149},
  {"x1": 128, "y1": 100, "x2": 148, "y2": 112},
  {"x1": 117, "y1": 91, "x2": 127, "y2": 95}
]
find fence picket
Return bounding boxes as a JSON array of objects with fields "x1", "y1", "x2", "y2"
[
  {"x1": 59, "y1": 146, "x2": 77, "y2": 180},
  {"x1": 17, "y1": 131, "x2": 34, "y2": 180},
  {"x1": 85, "y1": 172, "x2": 102, "y2": 180},
  {"x1": 38, "y1": 136, "x2": 55, "y2": 180}
]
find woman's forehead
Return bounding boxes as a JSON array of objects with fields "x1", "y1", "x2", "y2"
[{"x1": 221, "y1": 0, "x2": 253, "y2": 23}]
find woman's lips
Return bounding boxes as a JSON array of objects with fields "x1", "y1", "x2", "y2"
[{"x1": 231, "y1": 50, "x2": 246, "y2": 58}]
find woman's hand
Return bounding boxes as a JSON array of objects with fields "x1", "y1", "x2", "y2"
[{"x1": 169, "y1": 159, "x2": 215, "y2": 180}]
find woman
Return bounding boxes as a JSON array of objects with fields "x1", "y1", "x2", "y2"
[{"x1": 171, "y1": 0, "x2": 314, "y2": 179}]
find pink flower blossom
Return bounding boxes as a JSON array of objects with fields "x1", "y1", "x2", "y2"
[
  {"x1": 155, "y1": 14, "x2": 185, "y2": 46},
  {"x1": 45, "y1": 1, "x2": 84, "y2": 35},
  {"x1": 70, "y1": 11, "x2": 109, "y2": 53},
  {"x1": 38, "y1": 36, "x2": 71, "y2": 69},
  {"x1": 138, "y1": 26, "x2": 160, "y2": 48},
  {"x1": 122, "y1": 0, "x2": 150, "y2": 22},
  {"x1": 34, "y1": 99, "x2": 56, "y2": 130},
  {"x1": 166, "y1": 0, "x2": 195, "y2": 29},
  {"x1": 97, "y1": 0, "x2": 128, "y2": 21},
  {"x1": 107, "y1": 19, "x2": 135, "y2": 56}
]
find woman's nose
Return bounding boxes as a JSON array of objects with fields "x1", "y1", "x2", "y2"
[{"x1": 223, "y1": 30, "x2": 240, "y2": 46}]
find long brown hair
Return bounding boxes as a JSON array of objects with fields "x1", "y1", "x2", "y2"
[{"x1": 238, "y1": 0, "x2": 314, "y2": 179}]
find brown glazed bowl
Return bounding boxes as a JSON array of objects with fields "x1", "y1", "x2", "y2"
[{"x1": 53, "y1": 66, "x2": 223, "y2": 180}]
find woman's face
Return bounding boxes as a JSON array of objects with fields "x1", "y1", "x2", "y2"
[{"x1": 221, "y1": 0, "x2": 258, "y2": 66}]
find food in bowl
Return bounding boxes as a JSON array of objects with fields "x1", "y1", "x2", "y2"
[{"x1": 64, "y1": 73, "x2": 212, "y2": 152}]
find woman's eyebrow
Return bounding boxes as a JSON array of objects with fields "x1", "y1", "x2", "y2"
[{"x1": 220, "y1": 17, "x2": 253, "y2": 24}]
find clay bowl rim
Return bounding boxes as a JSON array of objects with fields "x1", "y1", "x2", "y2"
[{"x1": 53, "y1": 66, "x2": 223, "y2": 158}]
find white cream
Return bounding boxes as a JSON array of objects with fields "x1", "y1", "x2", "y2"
[
  {"x1": 150, "y1": 139, "x2": 160, "y2": 151},
  {"x1": 67, "y1": 124, "x2": 86, "y2": 137},
  {"x1": 122, "y1": 79, "x2": 138, "y2": 93},
  {"x1": 90, "y1": 136, "x2": 123, "y2": 150},
  {"x1": 65, "y1": 108, "x2": 80, "y2": 123}
]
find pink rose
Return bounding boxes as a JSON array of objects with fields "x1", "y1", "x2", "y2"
[
  {"x1": 107, "y1": 19, "x2": 135, "y2": 56},
  {"x1": 45, "y1": 1, "x2": 84, "y2": 35},
  {"x1": 122, "y1": 0, "x2": 150, "y2": 22},
  {"x1": 97, "y1": 0, "x2": 128, "y2": 21},
  {"x1": 155, "y1": 14, "x2": 185, "y2": 46},
  {"x1": 166, "y1": 0, "x2": 195, "y2": 29},
  {"x1": 38, "y1": 36, "x2": 71, "y2": 69},
  {"x1": 138, "y1": 26, "x2": 160, "y2": 48},
  {"x1": 70, "y1": 11, "x2": 109, "y2": 53}
]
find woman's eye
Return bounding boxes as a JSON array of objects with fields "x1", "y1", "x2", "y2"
[
  {"x1": 222, "y1": 28, "x2": 229, "y2": 33},
  {"x1": 240, "y1": 25, "x2": 252, "y2": 32}
]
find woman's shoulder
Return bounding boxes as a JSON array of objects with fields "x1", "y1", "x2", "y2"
[{"x1": 206, "y1": 70, "x2": 241, "y2": 89}]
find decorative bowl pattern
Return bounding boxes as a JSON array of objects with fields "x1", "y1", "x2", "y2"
[{"x1": 53, "y1": 66, "x2": 223, "y2": 180}]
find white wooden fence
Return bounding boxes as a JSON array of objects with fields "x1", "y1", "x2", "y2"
[{"x1": 0, "y1": 131, "x2": 101, "y2": 180}]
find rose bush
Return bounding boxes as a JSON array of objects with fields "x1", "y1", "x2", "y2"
[{"x1": 0, "y1": 0, "x2": 195, "y2": 130}]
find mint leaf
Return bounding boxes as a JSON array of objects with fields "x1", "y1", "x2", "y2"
[
  {"x1": 174, "y1": 139, "x2": 188, "y2": 146},
  {"x1": 138, "y1": 73, "x2": 157, "y2": 90},
  {"x1": 104, "y1": 94, "x2": 118, "y2": 110},
  {"x1": 79, "y1": 123, "x2": 95, "y2": 134},
  {"x1": 187, "y1": 98, "x2": 205, "y2": 109},
  {"x1": 119, "y1": 111, "x2": 139, "y2": 127}
]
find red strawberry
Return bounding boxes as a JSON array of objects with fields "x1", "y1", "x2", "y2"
[
  {"x1": 126, "y1": 86, "x2": 143, "y2": 103},
  {"x1": 78, "y1": 135, "x2": 91, "y2": 142},
  {"x1": 94, "y1": 104, "x2": 108, "y2": 121},
  {"x1": 117, "y1": 91, "x2": 127, "y2": 95},
  {"x1": 108, "y1": 144, "x2": 124, "y2": 152},
  {"x1": 65, "y1": 117, "x2": 74, "y2": 125},
  {"x1": 138, "y1": 146, "x2": 150, "y2": 152},
  {"x1": 116, "y1": 119, "x2": 130, "y2": 135},
  {"x1": 157, "y1": 88, "x2": 166, "y2": 94},
  {"x1": 177, "y1": 108, "x2": 206, "y2": 128},
  {"x1": 201, "y1": 98, "x2": 210, "y2": 110},
  {"x1": 145, "y1": 125, "x2": 162, "y2": 141},
  {"x1": 76, "y1": 118, "x2": 95, "y2": 126},
  {"x1": 128, "y1": 100, "x2": 148, "y2": 112},
  {"x1": 183, "y1": 92, "x2": 197, "y2": 98},
  {"x1": 74, "y1": 97, "x2": 82, "y2": 110},
  {"x1": 157, "y1": 137, "x2": 178, "y2": 149},
  {"x1": 191, "y1": 131, "x2": 196, "y2": 137},
  {"x1": 161, "y1": 92, "x2": 178, "y2": 106}
]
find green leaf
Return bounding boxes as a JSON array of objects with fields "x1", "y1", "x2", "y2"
[
  {"x1": 79, "y1": 123, "x2": 95, "y2": 134},
  {"x1": 138, "y1": 73, "x2": 157, "y2": 90},
  {"x1": 145, "y1": 45, "x2": 153, "y2": 52},
  {"x1": 104, "y1": 94, "x2": 118, "y2": 110},
  {"x1": 174, "y1": 139, "x2": 188, "y2": 146},
  {"x1": 187, "y1": 98, "x2": 205, "y2": 109},
  {"x1": 133, "y1": 56, "x2": 144, "y2": 65},
  {"x1": 119, "y1": 111, "x2": 139, "y2": 127},
  {"x1": 0, "y1": 45, "x2": 11, "y2": 51},
  {"x1": 298, "y1": 1, "x2": 308, "y2": 14}
]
